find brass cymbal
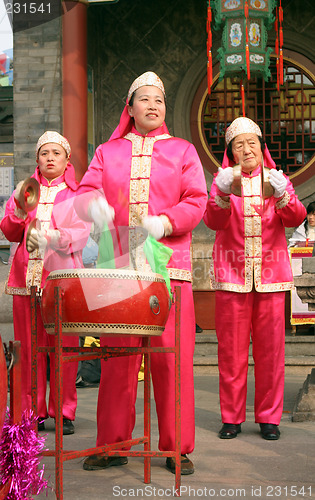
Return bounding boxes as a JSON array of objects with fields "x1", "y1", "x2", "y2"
[
  {"x1": 18, "y1": 178, "x2": 40, "y2": 212},
  {"x1": 231, "y1": 164, "x2": 242, "y2": 197},
  {"x1": 231, "y1": 165, "x2": 274, "y2": 198},
  {"x1": 262, "y1": 167, "x2": 275, "y2": 199}
]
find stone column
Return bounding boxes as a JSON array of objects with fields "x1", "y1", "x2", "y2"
[{"x1": 292, "y1": 256, "x2": 315, "y2": 421}]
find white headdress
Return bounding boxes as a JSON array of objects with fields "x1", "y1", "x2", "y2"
[
  {"x1": 36, "y1": 131, "x2": 71, "y2": 160},
  {"x1": 127, "y1": 71, "x2": 165, "y2": 104},
  {"x1": 225, "y1": 117, "x2": 262, "y2": 145}
]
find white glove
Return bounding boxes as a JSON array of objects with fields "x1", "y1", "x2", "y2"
[
  {"x1": 26, "y1": 228, "x2": 46, "y2": 253},
  {"x1": 216, "y1": 167, "x2": 234, "y2": 195},
  {"x1": 142, "y1": 215, "x2": 165, "y2": 240},
  {"x1": 88, "y1": 197, "x2": 115, "y2": 228},
  {"x1": 26, "y1": 228, "x2": 60, "y2": 254},
  {"x1": 269, "y1": 169, "x2": 287, "y2": 198}
]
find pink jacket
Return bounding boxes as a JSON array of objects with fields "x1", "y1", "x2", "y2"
[
  {"x1": 1, "y1": 164, "x2": 91, "y2": 295},
  {"x1": 203, "y1": 165, "x2": 306, "y2": 292},
  {"x1": 76, "y1": 125, "x2": 207, "y2": 281}
]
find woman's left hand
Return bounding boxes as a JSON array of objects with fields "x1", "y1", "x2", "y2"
[
  {"x1": 26, "y1": 228, "x2": 60, "y2": 253},
  {"x1": 269, "y1": 169, "x2": 287, "y2": 198}
]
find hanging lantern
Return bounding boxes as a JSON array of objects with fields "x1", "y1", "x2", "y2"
[{"x1": 211, "y1": 0, "x2": 279, "y2": 83}]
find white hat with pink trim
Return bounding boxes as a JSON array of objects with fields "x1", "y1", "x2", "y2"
[
  {"x1": 225, "y1": 117, "x2": 262, "y2": 145},
  {"x1": 36, "y1": 131, "x2": 71, "y2": 160},
  {"x1": 127, "y1": 71, "x2": 165, "y2": 104}
]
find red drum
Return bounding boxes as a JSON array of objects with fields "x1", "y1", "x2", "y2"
[
  {"x1": 0, "y1": 337, "x2": 8, "y2": 436},
  {"x1": 41, "y1": 269, "x2": 171, "y2": 336}
]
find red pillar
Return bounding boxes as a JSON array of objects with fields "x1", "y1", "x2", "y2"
[{"x1": 62, "y1": 1, "x2": 88, "y2": 182}]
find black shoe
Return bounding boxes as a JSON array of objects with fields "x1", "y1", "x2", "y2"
[
  {"x1": 166, "y1": 454, "x2": 194, "y2": 475},
  {"x1": 76, "y1": 376, "x2": 99, "y2": 388},
  {"x1": 62, "y1": 418, "x2": 75, "y2": 435},
  {"x1": 37, "y1": 420, "x2": 45, "y2": 432},
  {"x1": 195, "y1": 324, "x2": 203, "y2": 333},
  {"x1": 83, "y1": 455, "x2": 128, "y2": 471},
  {"x1": 259, "y1": 423, "x2": 280, "y2": 440},
  {"x1": 219, "y1": 423, "x2": 242, "y2": 439}
]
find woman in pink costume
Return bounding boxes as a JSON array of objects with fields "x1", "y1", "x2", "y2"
[
  {"x1": 203, "y1": 117, "x2": 306, "y2": 440},
  {"x1": 0, "y1": 131, "x2": 90, "y2": 435},
  {"x1": 75, "y1": 71, "x2": 207, "y2": 474}
]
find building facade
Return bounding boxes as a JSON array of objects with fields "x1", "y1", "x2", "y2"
[{"x1": 9, "y1": 0, "x2": 315, "y2": 326}]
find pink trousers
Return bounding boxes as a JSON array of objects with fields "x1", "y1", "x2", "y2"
[
  {"x1": 96, "y1": 280, "x2": 196, "y2": 454},
  {"x1": 13, "y1": 295, "x2": 78, "y2": 420},
  {"x1": 215, "y1": 290, "x2": 285, "y2": 425}
]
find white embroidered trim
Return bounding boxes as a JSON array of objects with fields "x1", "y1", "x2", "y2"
[
  {"x1": 124, "y1": 132, "x2": 171, "y2": 272},
  {"x1": 214, "y1": 195, "x2": 231, "y2": 209},
  {"x1": 275, "y1": 191, "x2": 290, "y2": 209}
]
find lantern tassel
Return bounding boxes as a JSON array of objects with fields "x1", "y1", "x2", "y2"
[
  {"x1": 279, "y1": 48, "x2": 283, "y2": 85},
  {"x1": 207, "y1": 1, "x2": 213, "y2": 94},
  {"x1": 246, "y1": 44, "x2": 250, "y2": 80},
  {"x1": 279, "y1": 3, "x2": 283, "y2": 23}
]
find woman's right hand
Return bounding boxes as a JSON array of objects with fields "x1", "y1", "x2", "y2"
[{"x1": 216, "y1": 167, "x2": 234, "y2": 195}]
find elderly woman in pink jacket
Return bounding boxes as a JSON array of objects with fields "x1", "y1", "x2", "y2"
[
  {"x1": 203, "y1": 117, "x2": 306, "y2": 441},
  {"x1": 75, "y1": 71, "x2": 207, "y2": 475},
  {"x1": 0, "y1": 131, "x2": 90, "y2": 435}
]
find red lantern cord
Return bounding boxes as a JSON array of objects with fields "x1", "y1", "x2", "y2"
[
  {"x1": 240, "y1": 80, "x2": 245, "y2": 116},
  {"x1": 275, "y1": 7, "x2": 280, "y2": 91},
  {"x1": 279, "y1": 0, "x2": 284, "y2": 85},
  {"x1": 244, "y1": 0, "x2": 250, "y2": 80},
  {"x1": 245, "y1": 34, "x2": 250, "y2": 80},
  {"x1": 207, "y1": 1, "x2": 213, "y2": 94},
  {"x1": 207, "y1": 51, "x2": 213, "y2": 95}
]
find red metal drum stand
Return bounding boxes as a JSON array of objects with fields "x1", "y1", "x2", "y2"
[{"x1": 30, "y1": 285, "x2": 182, "y2": 499}]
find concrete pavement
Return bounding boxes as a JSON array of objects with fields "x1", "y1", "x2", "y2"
[{"x1": 36, "y1": 370, "x2": 315, "y2": 500}]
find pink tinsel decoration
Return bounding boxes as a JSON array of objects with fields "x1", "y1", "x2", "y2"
[{"x1": 0, "y1": 408, "x2": 50, "y2": 499}]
